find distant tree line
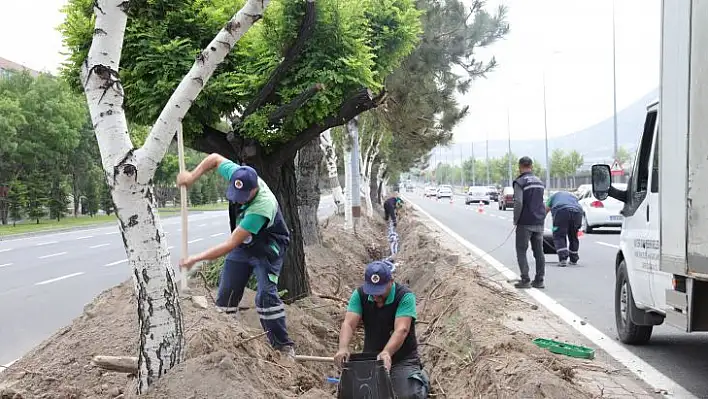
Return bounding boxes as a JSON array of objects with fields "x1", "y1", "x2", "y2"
[{"x1": 0, "y1": 72, "x2": 225, "y2": 226}]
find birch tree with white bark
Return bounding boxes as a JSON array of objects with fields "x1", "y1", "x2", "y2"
[
  {"x1": 319, "y1": 129, "x2": 345, "y2": 215},
  {"x1": 357, "y1": 114, "x2": 389, "y2": 216},
  {"x1": 78, "y1": 0, "x2": 270, "y2": 392}
]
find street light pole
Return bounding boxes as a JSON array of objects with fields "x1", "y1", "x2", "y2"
[
  {"x1": 612, "y1": 0, "x2": 618, "y2": 162},
  {"x1": 543, "y1": 70, "x2": 551, "y2": 189},
  {"x1": 507, "y1": 106, "x2": 513, "y2": 187},
  {"x1": 471, "y1": 141, "x2": 476, "y2": 186},
  {"x1": 486, "y1": 135, "x2": 490, "y2": 185}
]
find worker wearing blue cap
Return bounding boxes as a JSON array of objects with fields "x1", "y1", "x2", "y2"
[
  {"x1": 177, "y1": 153, "x2": 294, "y2": 360},
  {"x1": 335, "y1": 260, "x2": 429, "y2": 398}
]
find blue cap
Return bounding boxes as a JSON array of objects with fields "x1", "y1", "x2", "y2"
[
  {"x1": 226, "y1": 166, "x2": 259, "y2": 204},
  {"x1": 363, "y1": 260, "x2": 393, "y2": 296}
]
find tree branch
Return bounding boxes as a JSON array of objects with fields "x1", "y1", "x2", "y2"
[
  {"x1": 267, "y1": 83, "x2": 324, "y2": 123},
  {"x1": 191, "y1": 125, "x2": 240, "y2": 160},
  {"x1": 241, "y1": 0, "x2": 317, "y2": 118},
  {"x1": 135, "y1": 0, "x2": 272, "y2": 183},
  {"x1": 81, "y1": 0, "x2": 133, "y2": 176},
  {"x1": 270, "y1": 88, "x2": 384, "y2": 162}
]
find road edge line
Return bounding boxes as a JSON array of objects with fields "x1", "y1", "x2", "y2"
[{"x1": 403, "y1": 195, "x2": 695, "y2": 399}]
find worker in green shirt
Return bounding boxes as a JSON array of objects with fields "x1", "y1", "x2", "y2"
[
  {"x1": 334, "y1": 260, "x2": 429, "y2": 398},
  {"x1": 177, "y1": 153, "x2": 294, "y2": 359}
]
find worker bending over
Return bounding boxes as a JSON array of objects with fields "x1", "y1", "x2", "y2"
[
  {"x1": 335, "y1": 261, "x2": 429, "y2": 398},
  {"x1": 177, "y1": 153, "x2": 295, "y2": 359},
  {"x1": 546, "y1": 191, "x2": 583, "y2": 266},
  {"x1": 383, "y1": 192, "x2": 404, "y2": 227}
]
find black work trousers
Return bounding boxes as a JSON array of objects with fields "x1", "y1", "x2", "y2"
[{"x1": 552, "y1": 208, "x2": 582, "y2": 263}]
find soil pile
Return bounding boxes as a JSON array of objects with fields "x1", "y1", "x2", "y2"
[{"x1": 0, "y1": 208, "x2": 641, "y2": 398}]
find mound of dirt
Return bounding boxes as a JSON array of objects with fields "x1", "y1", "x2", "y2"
[{"x1": 0, "y1": 206, "x2": 636, "y2": 399}]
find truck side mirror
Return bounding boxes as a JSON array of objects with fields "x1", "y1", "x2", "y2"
[{"x1": 591, "y1": 164, "x2": 612, "y2": 201}]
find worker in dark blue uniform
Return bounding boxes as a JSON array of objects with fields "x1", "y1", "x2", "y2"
[
  {"x1": 546, "y1": 191, "x2": 583, "y2": 266},
  {"x1": 383, "y1": 192, "x2": 404, "y2": 227},
  {"x1": 177, "y1": 153, "x2": 295, "y2": 360},
  {"x1": 513, "y1": 156, "x2": 547, "y2": 289}
]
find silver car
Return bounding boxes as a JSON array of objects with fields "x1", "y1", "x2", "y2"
[{"x1": 465, "y1": 186, "x2": 490, "y2": 205}]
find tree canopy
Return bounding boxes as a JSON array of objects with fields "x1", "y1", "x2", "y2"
[{"x1": 61, "y1": 0, "x2": 422, "y2": 159}]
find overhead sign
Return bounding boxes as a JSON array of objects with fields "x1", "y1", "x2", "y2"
[{"x1": 611, "y1": 159, "x2": 623, "y2": 176}]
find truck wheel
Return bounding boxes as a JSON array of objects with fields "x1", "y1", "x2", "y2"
[{"x1": 615, "y1": 260, "x2": 653, "y2": 345}]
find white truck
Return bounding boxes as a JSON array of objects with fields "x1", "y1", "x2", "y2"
[{"x1": 591, "y1": 0, "x2": 708, "y2": 344}]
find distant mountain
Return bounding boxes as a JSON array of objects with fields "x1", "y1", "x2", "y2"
[{"x1": 436, "y1": 87, "x2": 659, "y2": 170}]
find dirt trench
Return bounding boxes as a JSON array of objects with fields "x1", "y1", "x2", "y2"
[{"x1": 0, "y1": 210, "x2": 615, "y2": 398}]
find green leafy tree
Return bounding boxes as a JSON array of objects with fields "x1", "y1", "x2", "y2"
[
  {"x1": 616, "y1": 146, "x2": 633, "y2": 166},
  {"x1": 100, "y1": 182, "x2": 114, "y2": 216},
  {"x1": 49, "y1": 179, "x2": 71, "y2": 221},
  {"x1": 0, "y1": 72, "x2": 86, "y2": 224},
  {"x1": 7, "y1": 180, "x2": 27, "y2": 226},
  {"x1": 25, "y1": 173, "x2": 47, "y2": 224},
  {"x1": 62, "y1": 0, "x2": 423, "y2": 300},
  {"x1": 83, "y1": 167, "x2": 102, "y2": 216}
]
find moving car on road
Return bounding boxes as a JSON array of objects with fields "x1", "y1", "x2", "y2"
[
  {"x1": 487, "y1": 186, "x2": 499, "y2": 202},
  {"x1": 465, "y1": 186, "x2": 490, "y2": 205},
  {"x1": 424, "y1": 186, "x2": 437, "y2": 197},
  {"x1": 590, "y1": 1, "x2": 708, "y2": 346},
  {"x1": 577, "y1": 183, "x2": 626, "y2": 233},
  {"x1": 436, "y1": 185, "x2": 453, "y2": 199},
  {"x1": 498, "y1": 186, "x2": 514, "y2": 211}
]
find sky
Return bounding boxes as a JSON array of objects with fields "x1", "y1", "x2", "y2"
[
  {"x1": 455, "y1": 0, "x2": 661, "y2": 142},
  {"x1": 0, "y1": 0, "x2": 661, "y2": 143}
]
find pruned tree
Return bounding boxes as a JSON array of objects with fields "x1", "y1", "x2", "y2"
[
  {"x1": 63, "y1": 0, "x2": 422, "y2": 302},
  {"x1": 62, "y1": 0, "x2": 275, "y2": 392}
]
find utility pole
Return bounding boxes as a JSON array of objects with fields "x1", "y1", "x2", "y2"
[
  {"x1": 612, "y1": 0, "x2": 619, "y2": 171},
  {"x1": 485, "y1": 136, "x2": 490, "y2": 185},
  {"x1": 506, "y1": 107, "x2": 513, "y2": 187},
  {"x1": 543, "y1": 71, "x2": 551, "y2": 189},
  {"x1": 471, "y1": 141, "x2": 476, "y2": 186},
  {"x1": 460, "y1": 145, "x2": 464, "y2": 189}
]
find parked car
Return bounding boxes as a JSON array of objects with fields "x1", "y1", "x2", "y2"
[
  {"x1": 424, "y1": 186, "x2": 437, "y2": 197},
  {"x1": 486, "y1": 186, "x2": 499, "y2": 201},
  {"x1": 465, "y1": 186, "x2": 490, "y2": 205},
  {"x1": 577, "y1": 183, "x2": 626, "y2": 233},
  {"x1": 498, "y1": 186, "x2": 514, "y2": 210},
  {"x1": 405, "y1": 185, "x2": 414, "y2": 192},
  {"x1": 436, "y1": 185, "x2": 453, "y2": 199}
]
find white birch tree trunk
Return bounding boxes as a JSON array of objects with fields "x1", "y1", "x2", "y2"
[
  {"x1": 343, "y1": 137, "x2": 353, "y2": 230},
  {"x1": 359, "y1": 130, "x2": 382, "y2": 217},
  {"x1": 319, "y1": 129, "x2": 344, "y2": 215},
  {"x1": 376, "y1": 162, "x2": 387, "y2": 204},
  {"x1": 347, "y1": 117, "x2": 361, "y2": 228},
  {"x1": 81, "y1": 0, "x2": 270, "y2": 393}
]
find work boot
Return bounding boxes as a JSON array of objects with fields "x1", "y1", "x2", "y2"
[
  {"x1": 278, "y1": 345, "x2": 296, "y2": 363},
  {"x1": 569, "y1": 260, "x2": 578, "y2": 266},
  {"x1": 558, "y1": 260, "x2": 568, "y2": 267},
  {"x1": 514, "y1": 279, "x2": 531, "y2": 289},
  {"x1": 531, "y1": 279, "x2": 545, "y2": 289}
]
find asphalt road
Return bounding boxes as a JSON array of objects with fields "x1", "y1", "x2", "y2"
[
  {"x1": 406, "y1": 191, "x2": 708, "y2": 397},
  {"x1": 0, "y1": 196, "x2": 337, "y2": 367}
]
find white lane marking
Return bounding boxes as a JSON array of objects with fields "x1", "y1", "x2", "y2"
[
  {"x1": 187, "y1": 238, "x2": 203, "y2": 244},
  {"x1": 197, "y1": 224, "x2": 207, "y2": 227},
  {"x1": 0, "y1": 248, "x2": 12, "y2": 253},
  {"x1": 210, "y1": 233, "x2": 226, "y2": 238},
  {"x1": 0, "y1": 263, "x2": 12, "y2": 268},
  {"x1": 90, "y1": 244, "x2": 110, "y2": 249},
  {"x1": 76, "y1": 235, "x2": 94, "y2": 240},
  {"x1": 104, "y1": 231, "x2": 119, "y2": 235},
  {"x1": 35, "y1": 272, "x2": 85, "y2": 286},
  {"x1": 498, "y1": 216, "x2": 508, "y2": 220},
  {"x1": 177, "y1": 228, "x2": 182, "y2": 232},
  {"x1": 38, "y1": 252, "x2": 67, "y2": 259},
  {"x1": 35, "y1": 241, "x2": 58, "y2": 246},
  {"x1": 168, "y1": 246, "x2": 175, "y2": 250},
  {"x1": 403, "y1": 196, "x2": 697, "y2": 399},
  {"x1": 104, "y1": 259, "x2": 128, "y2": 267},
  {"x1": 596, "y1": 241, "x2": 620, "y2": 249}
]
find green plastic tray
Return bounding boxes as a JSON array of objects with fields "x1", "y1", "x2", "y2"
[{"x1": 532, "y1": 338, "x2": 595, "y2": 360}]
